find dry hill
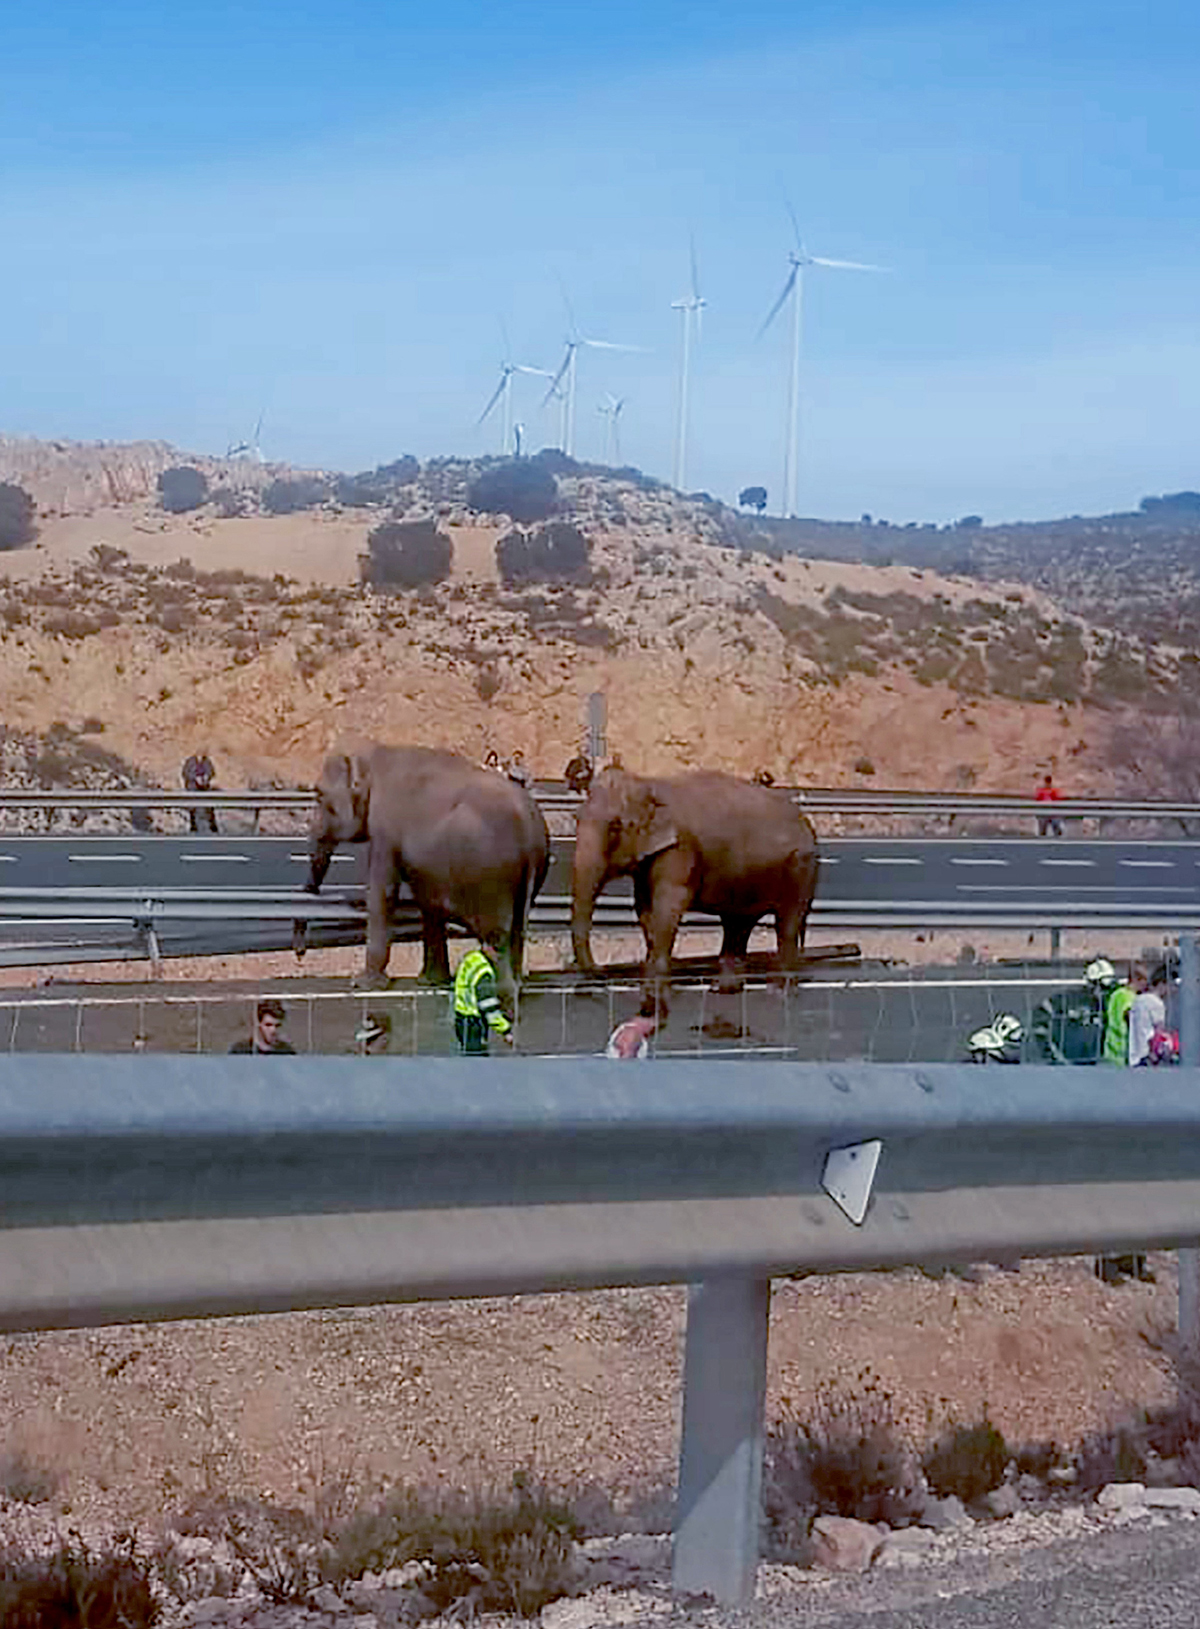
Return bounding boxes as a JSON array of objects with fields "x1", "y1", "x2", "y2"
[{"x1": 0, "y1": 439, "x2": 1169, "y2": 796}]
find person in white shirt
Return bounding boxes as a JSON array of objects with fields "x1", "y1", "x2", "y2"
[
  {"x1": 1128, "y1": 965, "x2": 1168, "y2": 1067},
  {"x1": 605, "y1": 1016, "x2": 657, "y2": 1059}
]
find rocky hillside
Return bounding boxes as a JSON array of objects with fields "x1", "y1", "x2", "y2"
[{"x1": 0, "y1": 437, "x2": 1176, "y2": 795}]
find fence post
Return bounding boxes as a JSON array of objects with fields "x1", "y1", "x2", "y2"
[
  {"x1": 1179, "y1": 936, "x2": 1200, "y2": 1363},
  {"x1": 672, "y1": 1274, "x2": 770, "y2": 1605}
]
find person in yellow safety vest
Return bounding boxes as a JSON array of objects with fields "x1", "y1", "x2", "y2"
[
  {"x1": 453, "y1": 945, "x2": 514, "y2": 1055},
  {"x1": 1102, "y1": 963, "x2": 1140, "y2": 1065}
]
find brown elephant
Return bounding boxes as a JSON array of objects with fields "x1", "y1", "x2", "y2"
[
  {"x1": 304, "y1": 742, "x2": 550, "y2": 989},
  {"x1": 571, "y1": 768, "x2": 819, "y2": 1011}
]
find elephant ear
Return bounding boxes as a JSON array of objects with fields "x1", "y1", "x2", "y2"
[{"x1": 624, "y1": 788, "x2": 678, "y2": 862}]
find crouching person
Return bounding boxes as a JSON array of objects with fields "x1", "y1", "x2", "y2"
[{"x1": 453, "y1": 944, "x2": 514, "y2": 1055}]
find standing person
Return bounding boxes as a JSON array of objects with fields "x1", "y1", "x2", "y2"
[
  {"x1": 1129, "y1": 964, "x2": 1168, "y2": 1067},
  {"x1": 453, "y1": 944, "x2": 514, "y2": 1055},
  {"x1": 1034, "y1": 772, "x2": 1063, "y2": 838},
  {"x1": 1102, "y1": 964, "x2": 1139, "y2": 1065},
  {"x1": 605, "y1": 1015, "x2": 657, "y2": 1059},
  {"x1": 505, "y1": 749, "x2": 531, "y2": 788},
  {"x1": 229, "y1": 998, "x2": 296, "y2": 1054},
  {"x1": 182, "y1": 748, "x2": 217, "y2": 834}
]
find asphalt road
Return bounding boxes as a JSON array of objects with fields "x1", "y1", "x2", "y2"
[
  {"x1": 0, "y1": 834, "x2": 1199, "y2": 910},
  {"x1": 666, "y1": 1521, "x2": 1200, "y2": 1629}
]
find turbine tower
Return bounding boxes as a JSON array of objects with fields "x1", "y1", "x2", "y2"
[
  {"x1": 597, "y1": 394, "x2": 626, "y2": 465},
  {"x1": 544, "y1": 300, "x2": 642, "y2": 458},
  {"x1": 759, "y1": 212, "x2": 884, "y2": 518},
  {"x1": 477, "y1": 360, "x2": 554, "y2": 456},
  {"x1": 671, "y1": 241, "x2": 706, "y2": 491}
]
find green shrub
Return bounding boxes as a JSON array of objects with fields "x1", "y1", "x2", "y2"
[
  {"x1": 0, "y1": 1535, "x2": 158, "y2": 1628},
  {"x1": 360, "y1": 519, "x2": 452, "y2": 589},
  {"x1": 261, "y1": 476, "x2": 330, "y2": 515},
  {"x1": 157, "y1": 466, "x2": 208, "y2": 514},
  {"x1": 496, "y1": 522, "x2": 590, "y2": 585},
  {"x1": 0, "y1": 482, "x2": 37, "y2": 549},
  {"x1": 469, "y1": 461, "x2": 559, "y2": 525},
  {"x1": 923, "y1": 1414, "x2": 1009, "y2": 1503},
  {"x1": 764, "y1": 1373, "x2": 921, "y2": 1544}
]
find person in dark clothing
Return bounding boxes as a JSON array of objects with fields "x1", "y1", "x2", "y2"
[
  {"x1": 229, "y1": 998, "x2": 296, "y2": 1054},
  {"x1": 182, "y1": 749, "x2": 217, "y2": 834},
  {"x1": 564, "y1": 753, "x2": 594, "y2": 795}
]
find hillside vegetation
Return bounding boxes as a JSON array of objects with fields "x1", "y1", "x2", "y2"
[{"x1": 0, "y1": 436, "x2": 1189, "y2": 794}]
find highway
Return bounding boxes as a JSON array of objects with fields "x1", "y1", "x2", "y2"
[{"x1": 0, "y1": 833, "x2": 1199, "y2": 909}]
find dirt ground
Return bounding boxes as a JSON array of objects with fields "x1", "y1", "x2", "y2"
[{"x1": 0, "y1": 1259, "x2": 1177, "y2": 1543}]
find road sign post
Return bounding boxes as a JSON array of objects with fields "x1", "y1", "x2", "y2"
[{"x1": 586, "y1": 691, "x2": 607, "y2": 763}]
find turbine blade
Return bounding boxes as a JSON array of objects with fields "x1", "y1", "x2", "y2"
[
  {"x1": 557, "y1": 278, "x2": 579, "y2": 337},
  {"x1": 582, "y1": 338, "x2": 644, "y2": 352},
  {"x1": 542, "y1": 350, "x2": 571, "y2": 406},
  {"x1": 689, "y1": 234, "x2": 701, "y2": 301},
  {"x1": 477, "y1": 375, "x2": 507, "y2": 425},
  {"x1": 513, "y1": 364, "x2": 554, "y2": 377},
  {"x1": 783, "y1": 196, "x2": 804, "y2": 253},
  {"x1": 809, "y1": 257, "x2": 888, "y2": 272},
  {"x1": 757, "y1": 267, "x2": 798, "y2": 338}
]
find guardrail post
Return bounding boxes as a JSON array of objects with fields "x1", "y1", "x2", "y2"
[
  {"x1": 1179, "y1": 936, "x2": 1200, "y2": 1364},
  {"x1": 672, "y1": 1274, "x2": 770, "y2": 1605}
]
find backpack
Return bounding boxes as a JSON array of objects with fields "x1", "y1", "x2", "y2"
[{"x1": 1031, "y1": 984, "x2": 1107, "y2": 1064}]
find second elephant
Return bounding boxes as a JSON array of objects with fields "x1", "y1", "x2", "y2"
[{"x1": 571, "y1": 768, "x2": 819, "y2": 1011}]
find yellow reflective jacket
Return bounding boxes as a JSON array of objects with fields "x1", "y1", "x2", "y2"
[{"x1": 453, "y1": 950, "x2": 511, "y2": 1034}]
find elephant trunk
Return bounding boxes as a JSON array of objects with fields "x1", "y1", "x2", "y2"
[
  {"x1": 306, "y1": 835, "x2": 335, "y2": 895},
  {"x1": 571, "y1": 827, "x2": 608, "y2": 975}
]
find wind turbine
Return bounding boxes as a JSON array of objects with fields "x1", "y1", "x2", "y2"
[
  {"x1": 671, "y1": 240, "x2": 706, "y2": 491},
  {"x1": 543, "y1": 301, "x2": 643, "y2": 458},
  {"x1": 227, "y1": 411, "x2": 266, "y2": 464},
  {"x1": 759, "y1": 212, "x2": 885, "y2": 518},
  {"x1": 477, "y1": 360, "x2": 554, "y2": 457},
  {"x1": 597, "y1": 394, "x2": 626, "y2": 465}
]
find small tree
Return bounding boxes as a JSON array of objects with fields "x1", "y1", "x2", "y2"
[
  {"x1": 496, "y1": 522, "x2": 590, "y2": 585},
  {"x1": 0, "y1": 483, "x2": 37, "y2": 549},
  {"x1": 468, "y1": 461, "x2": 559, "y2": 524},
  {"x1": 361, "y1": 519, "x2": 452, "y2": 589},
  {"x1": 956, "y1": 514, "x2": 984, "y2": 530},
  {"x1": 262, "y1": 476, "x2": 330, "y2": 515},
  {"x1": 157, "y1": 466, "x2": 209, "y2": 514},
  {"x1": 739, "y1": 485, "x2": 768, "y2": 513},
  {"x1": 334, "y1": 456, "x2": 420, "y2": 507}
]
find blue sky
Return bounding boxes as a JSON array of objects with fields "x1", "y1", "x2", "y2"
[{"x1": 2, "y1": 0, "x2": 1199, "y2": 522}]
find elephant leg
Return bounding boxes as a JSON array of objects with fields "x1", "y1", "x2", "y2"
[
  {"x1": 633, "y1": 869, "x2": 654, "y2": 948},
  {"x1": 361, "y1": 846, "x2": 398, "y2": 986},
  {"x1": 418, "y1": 913, "x2": 452, "y2": 986},
  {"x1": 775, "y1": 900, "x2": 803, "y2": 971},
  {"x1": 639, "y1": 879, "x2": 689, "y2": 1019},
  {"x1": 717, "y1": 915, "x2": 758, "y2": 994}
]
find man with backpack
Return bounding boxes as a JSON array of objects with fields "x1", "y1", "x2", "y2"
[{"x1": 1030, "y1": 958, "x2": 1115, "y2": 1064}]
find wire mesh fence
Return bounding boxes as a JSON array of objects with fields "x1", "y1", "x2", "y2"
[{"x1": 0, "y1": 963, "x2": 1145, "y2": 1063}]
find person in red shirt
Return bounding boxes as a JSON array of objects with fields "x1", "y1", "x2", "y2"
[{"x1": 1035, "y1": 773, "x2": 1063, "y2": 838}]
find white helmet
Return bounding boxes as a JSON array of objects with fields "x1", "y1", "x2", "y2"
[{"x1": 1084, "y1": 958, "x2": 1116, "y2": 987}]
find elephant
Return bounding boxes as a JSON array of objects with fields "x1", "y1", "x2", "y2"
[
  {"x1": 571, "y1": 768, "x2": 819, "y2": 1011},
  {"x1": 303, "y1": 742, "x2": 550, "y2": 990}
]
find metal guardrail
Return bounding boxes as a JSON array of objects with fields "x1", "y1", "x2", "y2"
[
  {"x1": 2, "y1": 785, "x2": 1200, "y2": 821},
  {"x1": 1, "y1": 1057, "x2": 1200, "y2": 1601},
  {"x1": 2, "y1": 887, "x2": 1200, "y2": 935}
]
